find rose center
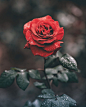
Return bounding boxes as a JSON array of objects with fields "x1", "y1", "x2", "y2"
[{"x1": 37, "y1": 24, "x2": 53, "y2": 36}]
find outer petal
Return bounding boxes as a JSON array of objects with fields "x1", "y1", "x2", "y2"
[
  {"x1": 24, "y1": 42, "x2": 30, "y2": 49},
  {"x1": 30, "y1": 19, "x2": 40, "y2": 36},
  {"x1": 38, "y1": 15, "x2": 54, "y2": 21},
  {"x1": 23, "y1": 21, "x2": 31, "y2": 35},
  {"x1": 25, "y1": 30, "x2": 32, "y2": 41},
  {"x1": 26, "y1": 30, "x2": 44, "y2": 47},
  {"x1": 30, "y1": 45, "x2": 54, "y2": 57},
  {"x1": 56, "y1": 27, "x2": 64, "y2": 40},
  {"x1": 52, "y1": 47, "x2": 61, "y2": 55},
  {"x1": 23, "y1": 29, "x2": 26, "y2": 36},
  {"x1": 43, "y1": 41, "x2": 63, "y2": 52},
  {"x1": 52, "y1": 21, "x2": 60, "y2": 37}
]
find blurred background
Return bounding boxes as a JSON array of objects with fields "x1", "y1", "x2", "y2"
[{"x1": 0, "y1": 0, "x2": 86, "y2": 107}]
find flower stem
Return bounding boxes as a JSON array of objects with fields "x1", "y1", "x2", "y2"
[
  {"x1": 44, "y1": 58, "x2": 51, "y2": 89},
  {"x1": 44, "y1": 58, "x2": 57, "y2": 99}
]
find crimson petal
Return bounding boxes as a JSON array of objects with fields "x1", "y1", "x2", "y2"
[
  {"x1": 56, "y1": 27, "x2": 64, "y2": 40},
  {"x1": 52, "y1": 47, "x2": 61, "y2": 55},
  {"x1": 31, "y1": 16, "x2": 55, "y2": 36},
  {"x1": 26, "y1": 30, "x2": 44, "y2": 47},
  {"x1": 24, "y1": 42, "x2": 30, "y2": 49},
  {"x1": 23, "y1": 21, "x2": 31, "y2": 35},
  {"x1": 43, "y1": 41, "x2": 63, "y2": 52},
  {"x1": 31, "y1": 33, "x2": 47, "y2": 41},
  {"x1": 38, "y1": 15, "x2": 53, "y2": 21},
  {"x1": 30, "y1": 45, "x2": 54, "y2": 57}
]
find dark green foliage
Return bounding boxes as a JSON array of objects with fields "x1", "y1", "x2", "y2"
[
  {"x1": 0, "y1": 67, "x2": 42, "y2": 90},
  {"x1": 0, "y1": 52, "x2": 79, "y2": 99},
  {"x1": 16, "y1": 72, "x2": 29, "y2": 91},
  {"x1": 38, "y1": 89, "x2": 55, "y2": 99},
  {"x1": 59, "y1": 54, "x2": 78, "y2": 71},
  {"x1": 0, "y1": 70, "x2": 17, "y2": 88},
  {"x1": 66, "y1": 72, "x2": 78, "y2": 83},
  {"x1": 34, "y1": 82, "x2": 46, "y2": 89},
  {"x1": 60, "y1": 94, "x2": 77, "y2": 107},
  {"x1": 43, "y1": 75, "x2": 54, "y2": 80},
  {"x1": 28, "y1": 70, "x2": 41, "y2": 79},
  {"x1": 52, "y1": 77, "x2": 58, "y2": 86},
  {"x1": 32, "y1": 99, "x2": 41, "y2": 107},
  {"x1": 23, "y1": 100, "x2": 32, "y2": 107},
  {"x1": 45, "y1": 68, "x2": 57, "y2": 75},
  {"x1": 0, "y1": 68, "x2": 30, "y2": 90},
  {"x1": 41, "y1": 89, "x2": 55, "y2": 95},
  {"x1": 40, "y1": 94, "x2": 76, "y2": 107},
  {"x1": 11, "y1": 67, "x2": 26, "y2": 72},
  {"x1": 57, "y1": 73, "x2": 68, "y2": 82},
  {"x1": 39, "y1": 89, "x2": 76, "y2": 107},
  {"x1": 43, "y1": 65, "x2": 78, "y2": 84},
  {"x1": 23, "y1": 99, "x2": 41, "y2": 107},
  {"x1": 44, "y1": 56, "x2": 60, "y2": 68},
  {"x1": 41, "y1": 99, "x2": 69, "y2": 107}
]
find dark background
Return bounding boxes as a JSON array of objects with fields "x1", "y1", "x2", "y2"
[{"x1": 0, "y1": 0, "x2": 86, "y2": 107}]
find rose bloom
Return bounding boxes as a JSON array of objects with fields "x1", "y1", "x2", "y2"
[{"x1": 23, "y1": 15, "x2": 64, "y2": 57}]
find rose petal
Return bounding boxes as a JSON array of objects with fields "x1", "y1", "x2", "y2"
[
  {"x1": 32, "y1": 37, "x2": 55, "y2": 44},
  {"x1": 43, "y1": 41, "x2": 63, "y2": 52},
  {"x1": 23, "y1": 30, "x2": 26, "y2": 35},
  {"x1": 26, "y1": 30, "x2": 44, "y2": 47},
  {"x1": 30, "y1": 19, "x2": 40, "y2": 35},
  {"x1": 38, "y1": 20, "x2": 58, "y2": 35},
  {"x1": 33, "y1": 35, "x2": 59, "y2": 44},
  {"x1": 31, "y1": 16, "x2": 55, "y2": 37},
  {"x1": 24, "y1": 42, "x2": 30, "y2": 49},
  {"x1": 52, "y1": 47, "x2": 61, "y2": 55},
  {"x1": 30, "y1": 45, "x2": 54, "y2": 57},
  {"x1": 37, "y1": 38, "x2": 55, "y2": 44},
  {"x1": 52, "y1": 21, "x2": 60, "y2": 36},
  {"x1": 31, "y1": 33, "x2": 47, "y2": 41},
  {"x1": 27, "y1": 27, "x2": 64, "y2": 45},
  {"x1": 23, "y1": 21, "x2": 31, "y2": 35},
  {"x1": 25, "y1": 30, "x2": 32, "y2": 41},
  {"x1": 38, "y1": 15, "x2": 54, "y2": 21},
  {"x1": 35, "y1": 27, "x2": 64, "y2": 44},
  {"x1": 56, "y1": 27, "x2": 64, "y2": 40},
  {"x1": 31, "y1": 32, "x2": 56, "y2": 44}
]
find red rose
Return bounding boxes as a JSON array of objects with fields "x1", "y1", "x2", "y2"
[{"x1": 23, "y1": 15, "x2": 64, "y2": 57}]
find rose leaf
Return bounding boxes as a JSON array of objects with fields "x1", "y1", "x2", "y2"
[
  {"x1": 44, "y1": 55, "x2": 58, "y2": 68},
  {"x1": 57, "y1": 73, "x2": 68, "y2": 82},
  {"x1": 11, "y1": 67, "x2": 26, "y2": 72},
  {"x1": 0, "y1": 70, "x2": 17, "y2": 88},
  {"x1": 38, "y1": 89, "x2": 55, "y2": 99},
  {"x1": 53, "y1": 77, "x2": 58, "y2": 87},
  {"x1": 41, "y1": 94, "x2": 76, "y2": 107},
  {"x1": 45, "y1": 68, "x2": 57, "y2": 75},
  {"x1": 59, "y1": 54, "x2": 78, "y2": 71},
  {"x1": 34, "y1": 82, "x2": 46, "y2": 89},
  {"x1": 28, "y1": 70, "x2": 41, "y2": 79},
  {"x1": 16, "y1": 72, "x2": 29, "y2": 91},
  {"x1": 23, "y1": 99, "x2": 41, "y2": 107},
  {"x1": 66, "y1": 72, "x2": 78, "y2": 83},
  {"x1": 42, "y1": 75, "x2": 54, "y2": 80}
]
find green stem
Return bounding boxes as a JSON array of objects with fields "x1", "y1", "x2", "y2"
[
  {"x1": 44, "y1": 58, "x2": 51, "y2": 89},
  {"x1": 44, "y1": 58, "x2": 57, "y2": 100}
]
